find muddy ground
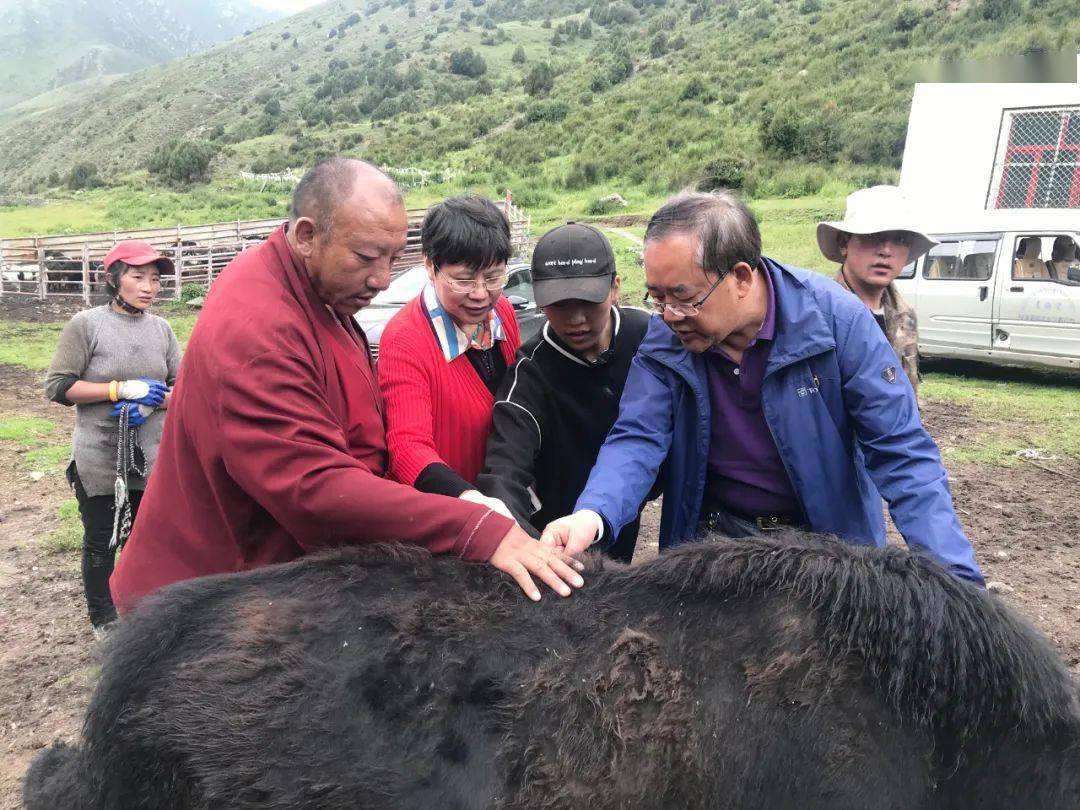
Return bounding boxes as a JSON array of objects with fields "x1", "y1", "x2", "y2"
[{"x1": 0, "y1": 302, "x2": 1078, "y2": 808}]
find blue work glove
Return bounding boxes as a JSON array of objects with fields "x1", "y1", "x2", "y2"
[
  {"x1": 115, "y1": 378, "x2": 167, "y2": 407},
  {"x1": 110, "y1": 401, "x2": 155, "y2": 427}
]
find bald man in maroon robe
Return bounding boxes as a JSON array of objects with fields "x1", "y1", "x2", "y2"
[{"x1": 111, "y1": 159, "x2": 583, "y2": 614}]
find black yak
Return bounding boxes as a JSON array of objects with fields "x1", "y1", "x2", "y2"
[{"x1": 24, "y1": 533, "x2": 1080, "y2": 809}]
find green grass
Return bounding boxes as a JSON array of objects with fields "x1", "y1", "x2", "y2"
[
  {"x1": 22, "y1": 442, "x2": 72, "y2": 473},
  {"x1": 0, "y1": 320, "x2": 65, "y2": 369},
  {"x1": 0, "y1": 416, "x2": 55, "y2": 444},
  {"x1": 42, "y1": 498, "x2": 82, "y2": 554},
  {"x1": 922, "y1": 372, "x2": 1080, "y2": 464}
]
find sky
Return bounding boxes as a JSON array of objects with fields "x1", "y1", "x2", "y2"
[{"x1": 249, "y1": 0, "x2": 324, "y2": 13}]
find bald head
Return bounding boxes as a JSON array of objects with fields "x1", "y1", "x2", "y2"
[{"x1": 289, "y1": 157, "x2": 403, "y2": 237}]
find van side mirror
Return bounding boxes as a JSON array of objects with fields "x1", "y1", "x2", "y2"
[{"x1": 507, "y1": 294, "x2": 530, "y2": 311}]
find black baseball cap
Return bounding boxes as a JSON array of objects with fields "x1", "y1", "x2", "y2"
[{"x1": 531, "y1": 222, "x2": 616, "y2": 308}]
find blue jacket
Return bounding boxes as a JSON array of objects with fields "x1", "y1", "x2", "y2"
[{"x1": 576, "y1": 257, "x2": 984, "y2": 585}]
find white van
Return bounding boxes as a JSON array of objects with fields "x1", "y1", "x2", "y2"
[{"x1": 893, "y1": 209, "x2": 1080, "y2": 371}]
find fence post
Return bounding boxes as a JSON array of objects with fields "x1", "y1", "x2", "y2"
[
  {"x1": 0, "y1": 239, "x2": 5, "y2": 299},
  {"x1": 36, "y1": 240, "x2": 46, "y2": 300},
  {"x1": 81, "y1": 243, "x2": 91, "y2": 306},
  {"x1": 174, "y1": 245, "x2": 183, "y2": 300},
  {"x1": 207, "y1": 243, "x2": 214, "y2": 286}
]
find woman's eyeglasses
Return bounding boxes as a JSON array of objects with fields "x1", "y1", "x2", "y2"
[{"x1": 437, "y1": 266, "x2": 509, "y2": 295}]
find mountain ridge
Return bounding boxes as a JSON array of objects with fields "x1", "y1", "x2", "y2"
[{"x1": 0, "y1": 0, "x2": 282, "y2": 112}]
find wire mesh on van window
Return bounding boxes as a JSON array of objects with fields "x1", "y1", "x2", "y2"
[{"x1": 988, "y1": 108, "x2": 1080, "y2": 210}]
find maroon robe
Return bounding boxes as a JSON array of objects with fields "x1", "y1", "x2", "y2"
[{"x1": 110, "y1": 226, "x2": 512, "y2": 614}]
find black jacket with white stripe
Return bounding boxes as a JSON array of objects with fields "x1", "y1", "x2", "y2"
[{"x1": 477, "y1": 306, "x2": 651, "y2": 563}]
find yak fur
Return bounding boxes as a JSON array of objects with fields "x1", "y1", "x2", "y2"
[{"x1": 23, "y1": 532, "x2": 1080, "y2": 809}]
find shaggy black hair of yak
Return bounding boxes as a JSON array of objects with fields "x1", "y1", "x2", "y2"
[{"x1": 24, "y1": 532, "x2": 1080, "y2": 810}]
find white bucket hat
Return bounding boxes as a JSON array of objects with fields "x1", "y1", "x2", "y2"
[{"x1": 816, "y1": 185, "x2": 937, "y2": 265}]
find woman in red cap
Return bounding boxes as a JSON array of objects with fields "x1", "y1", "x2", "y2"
[{"x1": 44, "y1": 240, "x2": 181, "y2": 639}]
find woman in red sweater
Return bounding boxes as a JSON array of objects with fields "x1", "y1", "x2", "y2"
[{"x1": 378, "y1": 197, "x2": 521, "y2": 513}]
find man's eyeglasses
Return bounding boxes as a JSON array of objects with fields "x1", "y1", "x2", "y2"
[
  {"x1": 441, "y1": 271, "x2": 509, "y2": 295},
  {"x1": 642, "y1": 272, "x2": 724, "y2": 318}
]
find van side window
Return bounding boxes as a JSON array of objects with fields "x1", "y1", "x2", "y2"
[
  {"x1": 923, "y1": 239, "x2": 997, "y2": 281},
  {"x1": 1014, "y1": 235, "x2": 1080, "y2": 284}
]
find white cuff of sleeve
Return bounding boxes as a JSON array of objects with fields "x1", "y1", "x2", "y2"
[{"x1": 578, "y1": 509, "x2": 604, "y2": 544}]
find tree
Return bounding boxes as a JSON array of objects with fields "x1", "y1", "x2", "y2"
[
  {"x1": 147, "y1": 139, "x2": 216, "y2": 185},
  {"x1": 980, "y1": 0, "x2": 1021, "y2": 20},
  {"x1": 448, "y1": 47, "x2": 487, "y2": 77},
  {"x1": 698, "y1": 156, "x2": 750, "y2": 190},
  {"x1": 523, "y1": 61, "x2": 555, "y2": 97},
  {"x1": 66, "y1": 163, "x2": 101, "y2": 190},
  {"x1": 511, "y1": 44, "x2": 526, "y2": 64}
]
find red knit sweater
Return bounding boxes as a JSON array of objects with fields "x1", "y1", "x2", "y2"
[{"x1": 378, "y1": 295, "x2": 521, "y2": 487}]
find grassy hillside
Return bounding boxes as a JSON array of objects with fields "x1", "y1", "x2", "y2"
[{"x1": 1, "y1": 0, "x2": 1075, "y2": 202}]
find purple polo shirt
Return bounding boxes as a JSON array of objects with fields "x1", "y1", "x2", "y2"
[{"x1": 703, "y1": 267, "x2": 800, "y2": 519}]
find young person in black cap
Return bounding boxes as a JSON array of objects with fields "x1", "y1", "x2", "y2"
[{"x1": 477, "y1": 223, "x2": 651, "y2": 563}]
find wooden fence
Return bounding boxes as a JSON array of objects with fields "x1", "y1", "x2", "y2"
[{"x1": 0, "y1": 196, "x2": 531, "y2": 302}]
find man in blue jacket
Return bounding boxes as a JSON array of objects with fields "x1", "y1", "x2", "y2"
[{"x1": 541, "y1": 191, "x2": 984, "y2": 585}]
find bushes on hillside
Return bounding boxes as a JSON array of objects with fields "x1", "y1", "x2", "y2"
[
  {"x1": 697, "y1": 156, "x2": 750, "y2": 191},
  {"x1": 147, "y1": 139, "x2": 217, "y2": 185},
  {"x1": 449, "y1": 47, "x2": 487, "y2": 77},
  {"x1": 523, "y1": 61, "x2": 555, "y2": 96},
  {"x1": 67, "y1": 162, "x2": 102, "y2": 190}
]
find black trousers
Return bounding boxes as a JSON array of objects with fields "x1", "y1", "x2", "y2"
[{"x1": 69, "y1": 466, "x2": 143, "y2": 628}]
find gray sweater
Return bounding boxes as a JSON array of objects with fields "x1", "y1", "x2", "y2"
[{"x1": 45, "y1": 306, "x2": 181, "y2": 497}]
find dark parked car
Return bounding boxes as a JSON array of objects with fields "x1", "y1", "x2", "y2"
[{"x1": 354, "y1": 262, "x2": 546, "y2": 362}]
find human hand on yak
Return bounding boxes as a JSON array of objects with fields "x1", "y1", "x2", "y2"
[
  {"x1": 540, "y1": 510, "x2": 603, "y2": 557},
  {"x1": 489, "y1": 524, "x2": 586, "y2": 602}
]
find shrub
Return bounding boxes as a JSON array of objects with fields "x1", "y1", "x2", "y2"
[
  {"x1": 586, "y1": 195, "x2": 625, "y2": 215},
  {"x1": 893, "y1": 4, "x2": 920, "y2": 31},
  {"x1": 525, "y1": 99, "x2": 569, "y2": 123},
  {"x1": 147, "y1": 139, "x2": 217, "y2": 185},
  {"x1": 511, "y1": 44, "x2": 526, "y2": 63},
  {"x1": 698, "y1": 156, "x2": 751, "y2": 190},
  {"x1": 67, "y1": 162, "x2": 102, "y2": 190},
  {"x1": 448, "y1": 47, "x2": 487, "y2": 77},
  {"x1": 181, "y1": 283, "x2": 208, "y2": 302},
  {"x1": 523, "y1": 61, "x2": 555, "y2": 97}
]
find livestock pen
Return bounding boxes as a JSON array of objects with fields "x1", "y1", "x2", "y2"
[{"x1": 0, "y1": 196, "x2": 531, "y2": 302}]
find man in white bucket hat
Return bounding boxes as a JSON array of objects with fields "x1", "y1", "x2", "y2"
[{"x1": 818, "y1": 185, "x2": 935, "y2": 391}]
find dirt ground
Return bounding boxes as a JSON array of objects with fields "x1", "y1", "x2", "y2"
[{"x1": 0, "y1": 303, "x2": 1078, "y2": 808}]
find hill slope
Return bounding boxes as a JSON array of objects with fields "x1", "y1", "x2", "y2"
[
  {"x1": 0, "y1": 0, "x2": 281, "y2": 113},
  {"x1": 0, "y1": 0, "x2": 1076, "y2": 197}
]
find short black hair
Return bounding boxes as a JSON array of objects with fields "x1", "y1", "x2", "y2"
[
  {"x1": 421, "y1": 196, "x2": 511, "y2": 273},
  {"x1": 645, "y1": 190, "x2": 761, "y2": 280},
  {"x1": 289, "y1": 157, "x2": 400, "y2": 236}
]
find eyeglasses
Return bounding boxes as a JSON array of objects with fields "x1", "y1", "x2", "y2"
[
  {"x1": 855, "y1": 231, "x2": 914, "y2": 249},
  {"x1": 642, "y1": 272, "x2": 724, "y2": 318},
  {"x1": 440, "y1": 270, "x2": 509, "y2": 294}
]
